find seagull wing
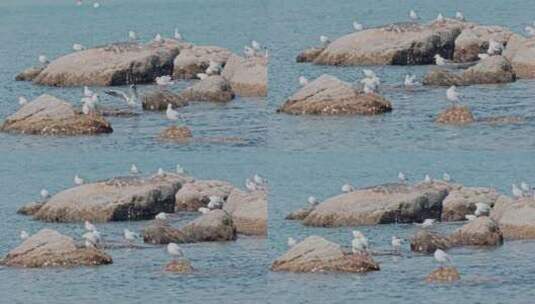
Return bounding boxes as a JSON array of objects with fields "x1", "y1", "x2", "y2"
[{"x1": 104, "y1": 89, "x2": 129, "y2": 102}]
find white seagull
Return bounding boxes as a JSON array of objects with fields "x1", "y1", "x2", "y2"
[
  {"x1": 174, "y1": 28, "x2": 183, "y2": 41},
  {"x1": 20, "y1": 230, "x2": 29, "y2": 240},
  {"x1": 83, "y1": 86, "x2": 94, "y2": 97},
  {"x1": 436, "y1": 13, "x2": 444, "y2": 22},
  {"x1": 409, "y1": 10, "x2": 419, "y2": 21},
  {"x1": 130, "y1": 164, "x2": 140, "y2": 175},
  {"x1": 156, "y1": 75, "x2": 174, "y2": 86},
  {"x1": 512, "y1": 184, "x2": 523, "y2": 198},
  {"x1": 93, "y1": 2, "x2": 100, "y2": 9},
  {"x1": 166, "y1": 104, "x2": 180, "y2": 121},
  {"x1": 319, "y1": 35, "x2": 330, "y2": 47},
  {"x1": 198, "y1": 207, "x2": 210, "y2": 214},
  {"x1": 85, "y1": 220, "x2": 96, "y2": 232},
  {"x1": 465, "y1": 214, "x2": 476, "y2": 221},
  {"x1": 18, "y1": 96, "x2": 28, "y2": 106},
  {"x1": 455, "y1": 11, "x2": 465, "y2": 21},
  {"x1": 446, "y1": 86, "x2": 460, "y2": 106},
  {"x1": 298, "y1": 76, "x2": 309, "y2": 87},
  {"x1": 392, "y1": 236, "x2": 402, "y2": 252},
  {"x1": 341, "y1": 183, "x2": 354, "y2": 193},
  {"x1": 443, "y1": 172, "x2": 451, "y2": 182},
  {"x1": 398, "y1": 172, "x2": 406, "y2": 183},
  {"x1": 207, "y1": 196, "x2": 224, "y2": 209},
  {"x1": 176, "y1": 164, "x2": 185, "y2": 174},
  {"x1": 308, "y1": 196, "x2": 319, "y2": 206},
  {"x1": 167, "y1": 243, "x2": 184, "y2": 259},
  {"x1": 154, "y1": 33, "x2": 163, "y2": 43},
  {"x1": 419, "y1": 219, "x2": 436, "y2": 228},
  {"x1": 353, "y1": 21, "x2": 363, "y2": 31},
  {"x1": 40, "y1": 189, "x2": 50, "y2": 200},
  {"x1": 251, "y1": 40, "x2": 262, "y2": 52},
  {"x1": 104, "y1": 84, "x2": 138, "y2": 107},
  {"x1": 352, "y1": 230, "x2": 369, "y2": 253},
  {"x1": 434, "y1": 249, "x2": 452, "y2": 267},
  {"x1": 244, "y1": 45, "x2": 256, "y2": 57},
  {"x1": 128, "y1": 31, "x2": 138, "y2": 41},
  {"x1": 155, "y1": 212, "x2": 168, "y2": 220},
  {"x1": 157, "y1": 168, "x2": 165, "y2": 176},
  {"x1": 196, "y1": 73, "x2": 209, "y2": 80},
  {"x1": 124, "y1": 229, "x2": 139, "y2": 242},
  {"x1": 424, "y1": 174, "x2": 432, "y2": 184},
  {"x1": 287, "y1": 237, "x2": 297, "y2": 248},
  {"x1": 525, "y1": 26, "x2": 535, "y2": 36},
  {"x1": 72, "y1": 43, "x2": 85, "y2": 51},
  {"x1": 253, "y1": 174, "x2": 266, "y2": 185},
  {"x1": 474, "y1": 202, "x2": 491, "y2": 217},
  {"x1": 38, "y1": 54, "x2": 49, "y2": 66},
  {"x1": 404, "y1": 74, "x2": 417, "y2": 87},
  {"x1": 74, "y1": 175, "x2": 84, "y2": 185},
  {"x1": 434, "y1": 54, "x2": 446, "y2": 66},
  {"x1": 245, "y1": 178, "x2": 257, "y2": 192}
]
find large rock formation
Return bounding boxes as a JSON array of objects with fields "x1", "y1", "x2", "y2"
[
  {"x1": 175, "y1": 180, "x2": 236, "y2": 212},
  {"x1": 423, "y1": 56, "x2": 516, "y2": 86},
  {"x1": 0, "y1": 94, "x2": 112, "y2": 136},
  {"x1": 441, "y1": 187, "x2": 499, "y2": 221},
  {"x1": 1, "y1": 229, "x2": 112, "y2": 268},
  {"x1": 224, "y1": 189, "x2": 267, "y2": 236},
  {"x1": 453, "y1": 26, "x2": 515, "y2": 62},
  {"x1": 33, "y1": 174, "x2": 186, "y2": 222},
  {"x1": 490, "y1": 196, "x2": 535, "y2": 239},
  {"x1": 308, "y1": 20, "x2": 469, "y2": 65},
  {"x1": 33, "y1": 40, "x2": 186, "y2": 86},
  {"x1": 503, "y1": 35, "x2": 535, "y2": 78},
  {"x1": 221, "y1": 54, "x2": 267, "y2": 97},
  {"x1": 178, "y1": 76, "x2": 235, "y2": 102},
  {"x1": 172, "y1": 45, "x2": 232, "y2": 79},
  {"x1": 277, "y1": 74, "x2": 392, "y2": 116},
  {"x1": 448, "y1": 217, "x2": 503, "y2": 247},
  {"x1": 302, "y1": 183, "x2": 448, "y2": 227},
  {"x1": 141, "y1": 89, "x2": 189, "y2": 111},
  {"x1": 271, "y1": 236, "x2": 379, "y2": 273}
]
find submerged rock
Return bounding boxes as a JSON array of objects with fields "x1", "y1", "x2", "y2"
[
  {"x1": 141, "y1": 89, "x2": 188, "y2": 111},
  {"x1": 17, "y1": 201, "x2": 45, "y2": 216},
  {"x1": 164, "y1": 259, "x2": 194, "y2": 273},
  {"x1": 310, "y1": 20, "x2": 468, "y2": 65},
  {"x1": 490, "y1": 197, "x2": 535, "y2": 239},
  {"x1": 277, "y1": 74, "x2": 392, "y2": 116},
  {"x1": 503, "y1": 35, "x2": 535, "y2": 78},
  {"x1": 15, "y1": 66, "x2": 44, "y2": 81},
  {"x1": 224, "y1": 189, "x2": 267, "y2": 236},
  {"x1": 426, "y1": 267, "x2": 460, "y2": 283},
  {"x1": 178, "y1": 75, "x2": 235, "y2": 102},
  {"x1": 34, "y1": 40, "x2": 186, "y2": 86},
  {"x1": 271, "y1": 236, "x2": 379, "y2": 273},
  {"x1": 435, "y1": 106, "x2": 475, "y2": 125},
  {"x1": 302, "y1": 183, "x2": 447, "y2": 227},
  {"x1": 221, "y1": 54, "x2": 267, "y2": 97},
  {"x1": 448, "y1": 217, "x2": 503, "y2": 247},
  {"x1": 441, "y1": 187, "x2": 499, "y2": 221},
  {"x1": 175, "y1": 180, "x2": 236, "y2": 212},
  {"x1": 158, "y1": 126, "x2": 193, "y2": 143},
  {"x1": 172, "y1": 45, "x2": 232, "y2": 79},
  {"x1": 453, "y1": 26, "x2": 515, "y2": 62},
  {"x1": 1, "y1": 229, "x2": 112, "y2": 268},
  {"x1": 0, "y1": 94, "x2": 113, "y2": 136},
  {"x1": 34, "y1": 174, "x2": 186, "y2": 222}
]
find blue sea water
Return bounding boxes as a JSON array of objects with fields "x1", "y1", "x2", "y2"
[{"x1": 1, "y1": 0, "x2": 535, "y2": 303}]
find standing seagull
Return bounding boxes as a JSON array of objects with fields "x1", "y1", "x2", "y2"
[
  {"x1": 154, "y1": 34, "x2": 163, "y2": 43},
  {"x1": 74, "y1": 175, "x2": 84, "y2": 185},
  {"x1": 38, "y1": 55, "x2": 49, "y2": 66},
  {"x1": 287, "y1": 237, "x2": 297, "y2": 248},
  {"x1": 124, "y1": 229, "x2": 139, "y2": 243},
  {"x1": 446, "y1": 86, "x2": 460, "y2": 106},
  {"x1": 298, "y1": 76, "x2": 309, "y2": 87},
  {"x1": 155, "y1": 212, "x2": 168, "y2": 221},
  {"x1": 404, "y1": 74, "x2": 417, "y2": 87},
  {"x1": 455, "y1": 11, "x2": 465, "y2": 21},
  {"x1": 72, "y1": 43, "x2": 85, "y2": 51},
  {"x1": 353, "y1": 21, "x2": 363, "y2": 31},
  {"x1": 104, "y1": 85, "x2": 138, "y2": 107},
  {"x1": 18, "y1": 96, "x2": 28, "y2": 106},
  {"x1": 166, "y1": 104, "x2": 180, "y2": 121},
  {"x1": 319, "y1": 35, "x2": 330, "y2": 47},
  {"x1": 130, "y1": 164, "x2": 140, "y2": 175},
  {"x1": 176, "y1": 164, "x2": 185, "y2": 174},
  {"x1": 341, "y1": 183, "x2": 354, "y2": 193},
  {"x1": 409, "y1": 10, "x2": 419, "y2": 21},
  {"x1": 443, "y1": 172, "x2": 451, "y2": 182},
  {"x1": 398, "y1": 172, "x2": 407, "y2": 183},
  {"x1": 392, "y1": 236, "x2": 402, "y2": 252},
  {"x1": 167, "y1": 243, "x2": 184, "y2": 260},
  {"x1": 308, "y1": 196, "x2": 319, "y2": 207},
  {"x1": 351, "y1": 231, "x2": 369, "y2": 253},
  {"x1": 174, "y1": 29, "x2": 183, "y2": 41},
  {"x1": 40, "y1": 189, "x2": 50, "y2": 200},
  {"x1": 424, "y1": 174, "x2": 432, "y2": 183},
  {"x1": 512, "y1": 184, "x2": 523, "y2": 199},
  {"x1": 128, "y1": 31, "x2": 138, "y2": 41},
  {"x1": 436, "y1": 13, "x2": 445, "y2": 22},
  {"x1": 20, "y1": 231, "x2": 29, "y2": 240},
  {"x1": 434, "y1": 249, "x2": 452, "y2": 268}
]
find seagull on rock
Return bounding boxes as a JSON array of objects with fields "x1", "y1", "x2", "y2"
[
  {"x1": 455, "y1": 11, "x2": 465, "y2": 21},
  {"x1": 38, "y1": 54, "x2": 49, "y2": 66},
  {"x1": 392, "y1": 236, "x2": 402, "y2": 252},
  {"x1": 465, "y1": 214, "x2": 476, "y2": 221},
  {"x1": 319, "y1": 35, "x2": 330, "y2": 47},
  {"x1": 353, "y1": 21, "x2": 363, "y2": 31},
  {"x1": 436, "y1": 13, "x2": 445, "y2": 22},
  {"x1": 128, "y1": 31, "x2": 138, "y2": 41},
  {"x1": 130, "y1": 164, "x2": 140, "y2": 175},
  {"x1": 342, "y1": 184, "x2": 354, "y2": 193},
  {"x1": 287, "y1": 237, "x2": 297, "y2": 248},
  {"x1": 157, "y1": 168, "x2": 165, "y2": 176},
  {"x1": 434, "y1": 249, "x2": 452, "y2": 268},
  {"x1": 104, "y1": 84, "x2": 138, "y2": 107},
  {"x1": 207, "y1": 196, "x2": 224, "y2": 209},
  {"x1": 166, "y1": 104, "x2": 180, "y2": 121},
  {"x1": 424, "y1": 174, "x2": 432, "y2": 183},
  {"x1": 85, "y1": 220, "x2": 96, "y2": 232},
  {"x1": 409, "y1": 10, "x2": 419, "y2": 21},
  {"x1": 443, "y1": 172, "x2": 451, "y2": 182},
  {"x1": 352, "y1": 230, "x2": 368, "y2": 253},
  {"x1": 167, "y1": 243, "x2": 184, "y2": 260},
  {"x1": 154, "y1": 33, "x2": 163, "y2": 43},
  {"x1": 18, "y1": 96, "x2": 28, "y2": 106},
  {"x1": 124, "y1": 229, "x2": 139, "y2": 242},
  {"x1": 20, "y1": 231, "x2": 29, "y2": 240},
  {"x1": 156, "y1": 75, "x2": 174, "y2": 86},
  {"x1": 512, "y1": 184, "x2": 523, "y2": 199},
  {"x1": 419, "y1": 219, "x2": 436, "y2": 228},
  {"x1": 308, "y1": 196, "x2": 319, "y2": 206},
  {"x1": 155, "y1": 212, "x2": 168, "y2": 221},
  {"x1": 298, "y1": 76, "x2": 309, "y2": 87},
  {"x1": 474, "y1": 202, "x2": 491, "y2": 217},
  {"x1": 40, "y1": 189, "x2": 50, "y2": 200},
  {"x1": 245, "y1": 178, "x2": 257, "y2": 192},
  {"x1": 398, "y1": 172, "x2": 407, "y2": 183},
  {"x1": 174, "y1": 28, "x2": 183, "y2": 41},
  {"x1": 446, "y1": 86, "x2": 460, "y2": 106},
  {"x1": 198, "y1": 207, "x2": 210, "y2": 214},
  {"x1": 74, "y1": 175, "x2": 84, "y2": 185},
  {"x1": 176, "y1": 164, "x2": 185, "y2": 174},
  {"x1": 404, "y1": 74, "x2": 417, "y2": 87}
]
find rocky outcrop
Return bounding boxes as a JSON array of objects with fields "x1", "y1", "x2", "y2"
[
  {"x1": 33, "y1": 40, "x2": 186, "y2": 86},
  {"x1": 0, "y1": 94, "x2": 112, "y2": 136},
  {"x1": 448, "y1": 217, "x2": 503, "y2": 247},
  {"x1": 503, "y1": 35, "x2": 535, "y2": 78},
  {"x1": 435, "y1": 106, "x2": 475, "y2": 125},
  {"x1": 453, "y1": 26, "x2": 515, "y2": 62},
  {"x1": 302, "y1": 183, "x2": 447, "y2": 227},
  {"x1": 426, "y1": 267, "x2": 460, "y2": 283},
  {"x1": 143, "y1": 210, "x2": 236, "y2": 244},
  {"x1": 1, "y1": 229, "x2": 112, "y2": 268},
  {"x1": 441, "y1": 187, "x2": 499, "y2": 221},
  {"x1": 410, "y1": 230, "x2": 451, "y2": 254},
  {"x1": 158, "y1": 126, "x2": 193, "y2": 143},
  {"x1": 296, "y1": 47, "x2": 324, "y2": 62},
  {"x1": 490, "y1": 197, "x2": 535, "y2": 239},
  {"x1": 34, "y1": 174, "x2": 186, "y2": 222},
  {"x1": 15, "y1": 66, "x2": 44, "y2": 81},
  {"x1": 271, "y1": 236, "x2": 379, "y2": 273},
  {"x1": 221, "y1": 54, "x2": 267, "y2": 97},
  {"x1": 178, "y1": 76, "x2": 234, "y2": 102},
  {"x1": 309, "y1": 20, "x2": 469, "y2": 66},
  {"x1": 423, "y1": 56, "x2": 516, "y2": 86},
  {"x1": 164, "y1": 259, "x2": 194, "y2": 273},
  {"x1": 286, "y1": 207, "x2": 315, "y2": 220},
  {"x1": 141, "y1": 89, "x2": 189, "y2": 111},
  {"x1": 175, "y1": 180, "x2": 236, "y2": 212},
  {"x1": 172, "y1": 46, "x2": 232, "y2": 79},
  {"x1": 224, "y1": 189, "x2": 267, "y2": 236},
  {"x1": 17, "y1": 201, "x2": 45, "y2": 216},
  {"x1": 277, "y1": 74, "x2": 392, "y2": 116}
]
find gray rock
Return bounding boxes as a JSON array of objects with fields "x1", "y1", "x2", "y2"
[
  {"x1": 221, "y1": 54, "x2": 267, "y2": 97},
  {"x1": 178, "y1": 76, "x2": 234, "y2": 102},
  {"x1": 441, "y1": 187, "x2": 499, "y2": 221},
  {"x1": 141, "y1": 89, "x2": 188, "y2": 111},
  {"x1": 15, "y1": 66, "x2": 44, "y2": 81},
  {"x1": 224, "y1": 189, "x2": 267, "y2": 236},
  {"x1": 453, "y1": 25, "x2": 515, "y2": 62},
  {"x1": 175, "y1": 180, "x2": 236, "y2": 212}
]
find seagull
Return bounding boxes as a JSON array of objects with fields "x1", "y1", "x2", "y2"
[
  {"x1": 363, "y1": 69, "x2": 376, "y2": 79},
  {"x1": 74, "y1": 175, "x2": 84, "y2": 185},
  {"x1": 455, "y1": 11, "x2": 465, "y2": 21},
  {"x1": 18, "y1": 96, "x2": 28, "y2": 106},
  {"x1": 404, "y1": 74, "x2": 417, "y2": 87},
  {"x1": 245, "y1": 178, "x2": 257, "y2": 192},
  {"x1": 465, "y1": 214, "x2": 476, "y2": 221},
  {"x1": 85, "y1": 220, "x2": 96, "y2": 232},
  {"x1": 93, "y1": 2, "x2": 100, "y2": 9},
  {"x1": 391, "y1": 236, "x2": 402, "y2": 252},
  {"x1": 434, "y1": 249, "x2": 452, "y2": 267},
  {"x1": 83, "y1": 230, "x2": 101, "y2": 247},
  {"x1": 38, "y1": 54, "x2": 49, "y2": 66},
  {"x1": 104, "y1": 84, "x2": 138, "y2": 107},
  {"x1": 84, "y1": 86, "x2": 94, "y2": 97},
  {"x1": 353, "y1": 21, "x2": 363, "y2": 31},
  {"x1": 166, "y1": 104, "x2": 180, "y2": 121},
  {"x1": 525, "y1": 26, "x2": 535, "y2": 36},
  {"x1": 244, "y1": 45, "x2": 256, "y2": 57},
  {"x1": 174, "y1": 28, "x2": 183, "y2": 41},
  {"x1": 251, "y1": 40, "x2": 262, "y2": 52},
  {"x1": 124, "y1": 229, "x2": 139, "y2": 242},
  {"x1": 72, "y1": 43, "x2": 85, "y2": 51},
  {"x1": 478, "y1": 53, "x2": 490, "y2": 60},
  {"x1": 198, "y1": 207, "x2": 210, "y2": 214},
  {"x1": 398, "y1": 172, "x2": 406, "y2": 183},
  {"x1": 40, "y1": 189, "x2": 50, "y2": 200},
  {"x1": 308, "y1": 196, "x2": 319, "y2": 206},
  {"x1": 130, "y1": 164, "x2": 140, "y2": 175},
  {"x1": 474, "y1": 202, "x2": 491, "y2": 217},
  {"x1": 154, "y1": 33, "x2": 163, "y2": 43},
  {"x1": 196, "y1": 73, "x2": 209, "y2": 80},
  {"x1": 167, "y1": 243, "x2": 184, "y2": 259},
  {"x1": 424, "y1": 174, "x2": 432, "y2": 183},
  {"x1": 206, "y1": 60, "x2": 222, "y2": 75},
  {"x1": 434, "y1": 54, "x2": 447, "y2": 66},
  {"x1": 81, "y1": 94, "x2": 98, "y2": 115},
  {"x1": 157, "y1": 168, "x2": 165, "y2": 176},
  {"x1": 128, "y1": 31, "x2": 137, "y2": 41},
  {"x1": 361, "y1": 77, "x2": 379, "y2": 93},
  {"x1": 319, "y1": 35, "x2": 330, "y2": 47},
  {"x1": 341, "y1": 183, "x2": 354, "y2": 193},
  {"x1": 298, "y1": 76, "x2": 309, "y2": 87},
  {"x1": 436, "y1": 13, "x2": 444, "y2": 22},
  {"x1": 352, "y1": 230, "x2": 368, "y2": 253},
  {"x1": 20, "y1": 230, "x2": 29, "y2": 240},
  {"x1": 443, "y1": 172, "x2": 451, "y2": 182},
  {"x1": 521, "y1": 182, "x2": 530, "y2": 195},
  {"x1": 409, "y1": 10, "x2": 419, "y2": 21},
  {"x1": 207, "y1": 196, "x2": 224, "y2": 209},
  {"x1": 155, "y1": 212, "x2": 168, "y2": 221},
  {"x1": 176, "y1": 164, "x2": 185, "y2": 174},
  {"x1": 253, "y1": 174, "x2": 266, "y2": 185},
  {"x1": 512, "y1": 184, "x2": 523, "y2": 199},
  {"x1": 419, "y1": 219, "x2": 436, "y2": 228},
  {"x1": 155, "y1": 75, "x2": 174, "y2": 86},
  {"x1": 287, "y1": 237, "x2": 297, "y2": 248},
  {"x1": 446, "y1": 86, "x2": 460, "y2": 106},
  {"x1": 487, "y1": 39, "x2": 504, "y2": 55}
]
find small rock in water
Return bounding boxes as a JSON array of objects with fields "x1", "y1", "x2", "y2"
[
  {"x1": 435, "y1": 106, "x2": 475, "y2": 125},
  {"x1": 426, "y1": 266, "x2": 461, "y2": 283},
  {"x1": 164, "y1": 259, "x2": 194, "y2": 273}
]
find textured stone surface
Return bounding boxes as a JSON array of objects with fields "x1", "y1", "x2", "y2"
[
  {"x1": 15, "y1": 66, "x2": 44, "y2": 81},
  {"x1": 178, "y1": 76, "x2": 234, "y2": 102},
  {"x1": 426, "y1": 267, "x2": 460, "y2": 283},
  {"x1": 453, "y1": 26, "x2": 515, "y2": 62},
  {"x1": 224, "y1": 189, "x2": 267, "y2": 235},
  {"x1": 175, "y1": 180, "x2": 236, "y2": 212},
  {"x1": 158, "y1": 126, "x2": 193, "y2": 143},
  {"x1": 141, "y1": 89, "x2": 189, "y2": 111},
  {"x1": 221, "y1": 54, "x2": 267, "y2": 97},
  {"x1": 490, "y1": 197, "x2": 535, "y2": 240},
  {"x1": 435, "y1": 106, "x2": 475, "y2": 125},
  {"x1": 503, "y1": 35, "x2": 535, "y2": 78},
  {"x1": 441, "y1": 187, "x2": 499, "y2": 221},
  {"x1": 448, "y1": 217, "x2": 504, "y2": 247},
  {"x1": 172, "y1": 45, "x2": 232, "y2": 79},
  {"x1": 164, "y1": 259, "x2": 194, "y2": 273}
]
